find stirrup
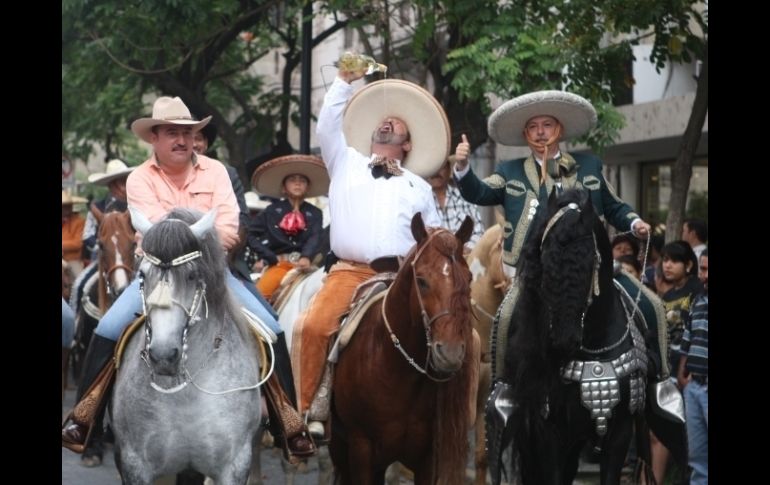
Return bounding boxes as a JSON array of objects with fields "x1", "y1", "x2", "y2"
[
  {"x1": 650, "y1": 379, "x2": 685, "y2": 423},
  {"x1": 61, "y1": 413, "x2": 93, "y2": 454}
]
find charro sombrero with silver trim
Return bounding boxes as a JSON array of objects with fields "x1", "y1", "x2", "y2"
[
  {"x1": 87, "y1": 159, "x2": 136, "y2": 186},
  {"x1": 488, "y1": 90, "x2": 597, "y2": 146},
  {"x1": 131, "y1": 96, "x2": 212, "y2": 143},
  {"x1": 251, "y1": 154, "x2": 330, "y2": 199},
  {"x1": 343, "y1": 79, "x2": 450, "y2": 178}
]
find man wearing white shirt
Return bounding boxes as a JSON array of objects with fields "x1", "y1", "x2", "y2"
[{"x1": 293, "y1": 64, "x2": 448, "y2": 434}]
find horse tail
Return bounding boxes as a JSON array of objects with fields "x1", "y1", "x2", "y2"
[
  {"x1": 432, "y1": 329, "x2": 474, "y2": 485},
  {"x1": 633, "y1": 413, "x2": 656, "y2": 485}
]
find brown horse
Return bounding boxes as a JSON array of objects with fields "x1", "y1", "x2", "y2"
[
  {"x1": 466, "y1": 224, "x2": 509, "y2": 485},
  {"x1": 331, "y1": 213, "x2": 475, "y2": 485},
  {"x1": 72, "y1": 210, "x2": 136, "y2": 381}
]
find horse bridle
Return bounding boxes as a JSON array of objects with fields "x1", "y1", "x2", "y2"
[
  {"x1": 101, "y1": 262, "x2": 135, "y2": 299},
  {"x1": 381, "y1": 228, "x2": 460, "y2": 382},
  {"x1": 138, "y1": 249, "x2": 212, "y2": 392}
]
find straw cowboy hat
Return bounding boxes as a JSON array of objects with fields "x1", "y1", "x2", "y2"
[
  {"x1": 342, "y1": 79, "x2": 451, "y2": 178},
  {"x1": 488, "y1": 90, "x2": 597, "y2": 146},
  {"x1": 87, "y1": 159, "x2": 136, "y2": 186},
  {"x1": 251, "y1": 154, "x2": 330, "y2": 199},
  {"x1": 244, "y1": 191, "x2": 270, "y2": 211},
  {"x1": 131, "y1": 96, "x2": 212, "y2": 143},
  {"x1": 62, "y1": 191, "x2": 88, "y2": 205}
]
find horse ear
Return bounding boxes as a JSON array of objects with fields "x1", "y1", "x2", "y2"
[
  {"x1": 456, "y1": 215, "x2": 474, "y2": 245},
  {"x1": 190, "y1": 209, "x2": 218, "y2": 240},
  {"x1": 128, "y1": 206, "x2": 153, "y2": 235},
  {"x1": 411, "y1": 212, "x2": 428, "y2": 243}
]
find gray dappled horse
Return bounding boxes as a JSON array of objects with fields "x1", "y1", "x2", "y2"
[{"x1": 111, "y1": 208, "x2": 263, "y2": 485}]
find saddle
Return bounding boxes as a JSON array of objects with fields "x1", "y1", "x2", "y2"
[
  {"x1": 306, "y1": 272, "x2": 396, "y2": 430},
  {"x1": 270, "y1": 267, "x2": 313, "y2": 313}
]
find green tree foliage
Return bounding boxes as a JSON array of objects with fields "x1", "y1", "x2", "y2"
[
  {"x1": 63, "y1": 0, "x2": 707, "y2": 206},
  {"x1": 441, "y1": 0, "x2": 707, "y2": 154}
]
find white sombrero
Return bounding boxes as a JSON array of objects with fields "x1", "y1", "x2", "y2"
[
  {"x1": 488, "y1": 90, "x2": 597, "y2": 146},
  {"x1": 251, "y1": 154, "x2": 330, "y2": 199},
  {"x1": 131, "y1": 96, "x2": 212, "y2": 143},
  {"x1": 244, "y1": 191, "x2": 270, "y2": 211},
  {"x1": 342, "y1": 79, "x2": 450, "y2": 178},
  {"x1": 87, "y1": 159, "x2": 136, "y2": 186}
]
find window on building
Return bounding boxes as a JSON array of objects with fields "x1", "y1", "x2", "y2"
[{"x1": 640, "y1": 157, "x2": 708, "y2": 230}]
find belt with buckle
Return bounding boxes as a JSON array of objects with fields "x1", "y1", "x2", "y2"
[
  {"x1": 277, "y1": 252, "x2": 302, "y2": 263},
  {"x1": 691, "y1": 374, "x2": 708, "y2": 385}
]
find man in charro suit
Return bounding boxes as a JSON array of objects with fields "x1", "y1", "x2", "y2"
[{"x1": 453, "y1": 90, "x2": 686, "y2": 479}]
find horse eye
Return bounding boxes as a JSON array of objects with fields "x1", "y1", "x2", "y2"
[
  {"x1": 416, "y1": 277, "x2": 429, "y2": 290},
  {"x1": 187, "y1": 271, "x2": 198, "y2": 281}
]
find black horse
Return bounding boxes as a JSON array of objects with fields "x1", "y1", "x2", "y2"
[{"x1": 494, "y1": 189, "x2": 654, "y2": 485}]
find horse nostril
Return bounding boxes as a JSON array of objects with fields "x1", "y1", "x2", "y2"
[{"x1": 149, "y1": 347, "x2": 180, "y2": 365}]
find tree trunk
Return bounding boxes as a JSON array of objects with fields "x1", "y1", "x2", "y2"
[{"x1": 665, "y1": 41, "x2": 708, "y2": 243}]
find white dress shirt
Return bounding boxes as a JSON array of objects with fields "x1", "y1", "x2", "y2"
[{"x1": 316, "y1": 77, "x2": 441, "y2": 263}]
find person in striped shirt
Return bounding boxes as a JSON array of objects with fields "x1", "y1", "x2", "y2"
[{"x1": 677, "y1": 247, "x2": 708, "y2": 485}]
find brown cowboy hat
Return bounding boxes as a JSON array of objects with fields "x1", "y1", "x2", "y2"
[
  {"x1": 251, "y1": 154, "x2": 330, "y2": 199},
  {"x1": 488, "y1": 90, "x2": 597, "y2": 146},
  {"x1": 342, "y1": 79, "x2": 450, "y2": 178},
  {"x1": 131, "y1": 96, "x2": 212, "y2": 143}
]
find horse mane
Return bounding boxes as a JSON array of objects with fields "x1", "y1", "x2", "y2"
[
  {"x1": 141, "y1": 208, "x2": 241, "y2": 326},
  {"x1": 505, "y1": 190, "x2": 603, "y2": 402}
]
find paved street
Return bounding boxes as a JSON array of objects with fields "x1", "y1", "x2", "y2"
[
  {"x1": 62, "y1": 378, "x2": 610, "y2": 484},
  {"x1": 61, "y1": 381, "x2": 329, "y2": 485}
]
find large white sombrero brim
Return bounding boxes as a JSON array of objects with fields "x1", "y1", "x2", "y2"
[
  {"x1": 343, "y1": 79, "x2": 450, "y2": 178},
  {"x1": 488, "y1": 90, "x2": 597, "y2": 146},
  {"x1": 252, "y1": 154, "x2": 330, "y2": 199}
]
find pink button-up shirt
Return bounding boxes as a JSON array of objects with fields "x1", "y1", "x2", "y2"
[{"x1": 127, "y1": 153, "x2": 239, "y2": 250}]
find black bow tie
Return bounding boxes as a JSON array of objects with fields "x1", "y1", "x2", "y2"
[{"x1": 371, "y1": 165, "x2": 394, "y2": 179}]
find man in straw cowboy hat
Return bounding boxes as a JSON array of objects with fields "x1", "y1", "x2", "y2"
[
  {"x1": 453, "y1": 90, "x2": 683, "y2": 462},
  {"x1": 62, "y1": 95, "x2": 315, "y2": 461},
  {"x1": 81, "y1": 159, "x2": 135, "y2": 261},
  {"x1": 250, "y1": 154, "x2": 328, "y2": 300},
  {"x1": 69, "y1": 159, "x2": 136, "y2": 319},
  {"x1": 293, "y1": 59, "x2": 479, "y2": 439}
]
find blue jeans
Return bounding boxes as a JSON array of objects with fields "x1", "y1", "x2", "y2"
[
  {"x1": 62, "y1": 298, "x2": 75, "y2": 348},
  {"x1": 94, "y1": 271, "x2": 282, "y2": 342},
  {"x1": 684, "y1": 379, "x2": 708, "y2": 485}
]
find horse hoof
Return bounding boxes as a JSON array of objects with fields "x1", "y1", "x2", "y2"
[
  {"x1": 260, "y1": 429, "x2": 275, "y2": 448},
  {"x1": 80, "y1": 455, "x2": 102, "y2": 468}
]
